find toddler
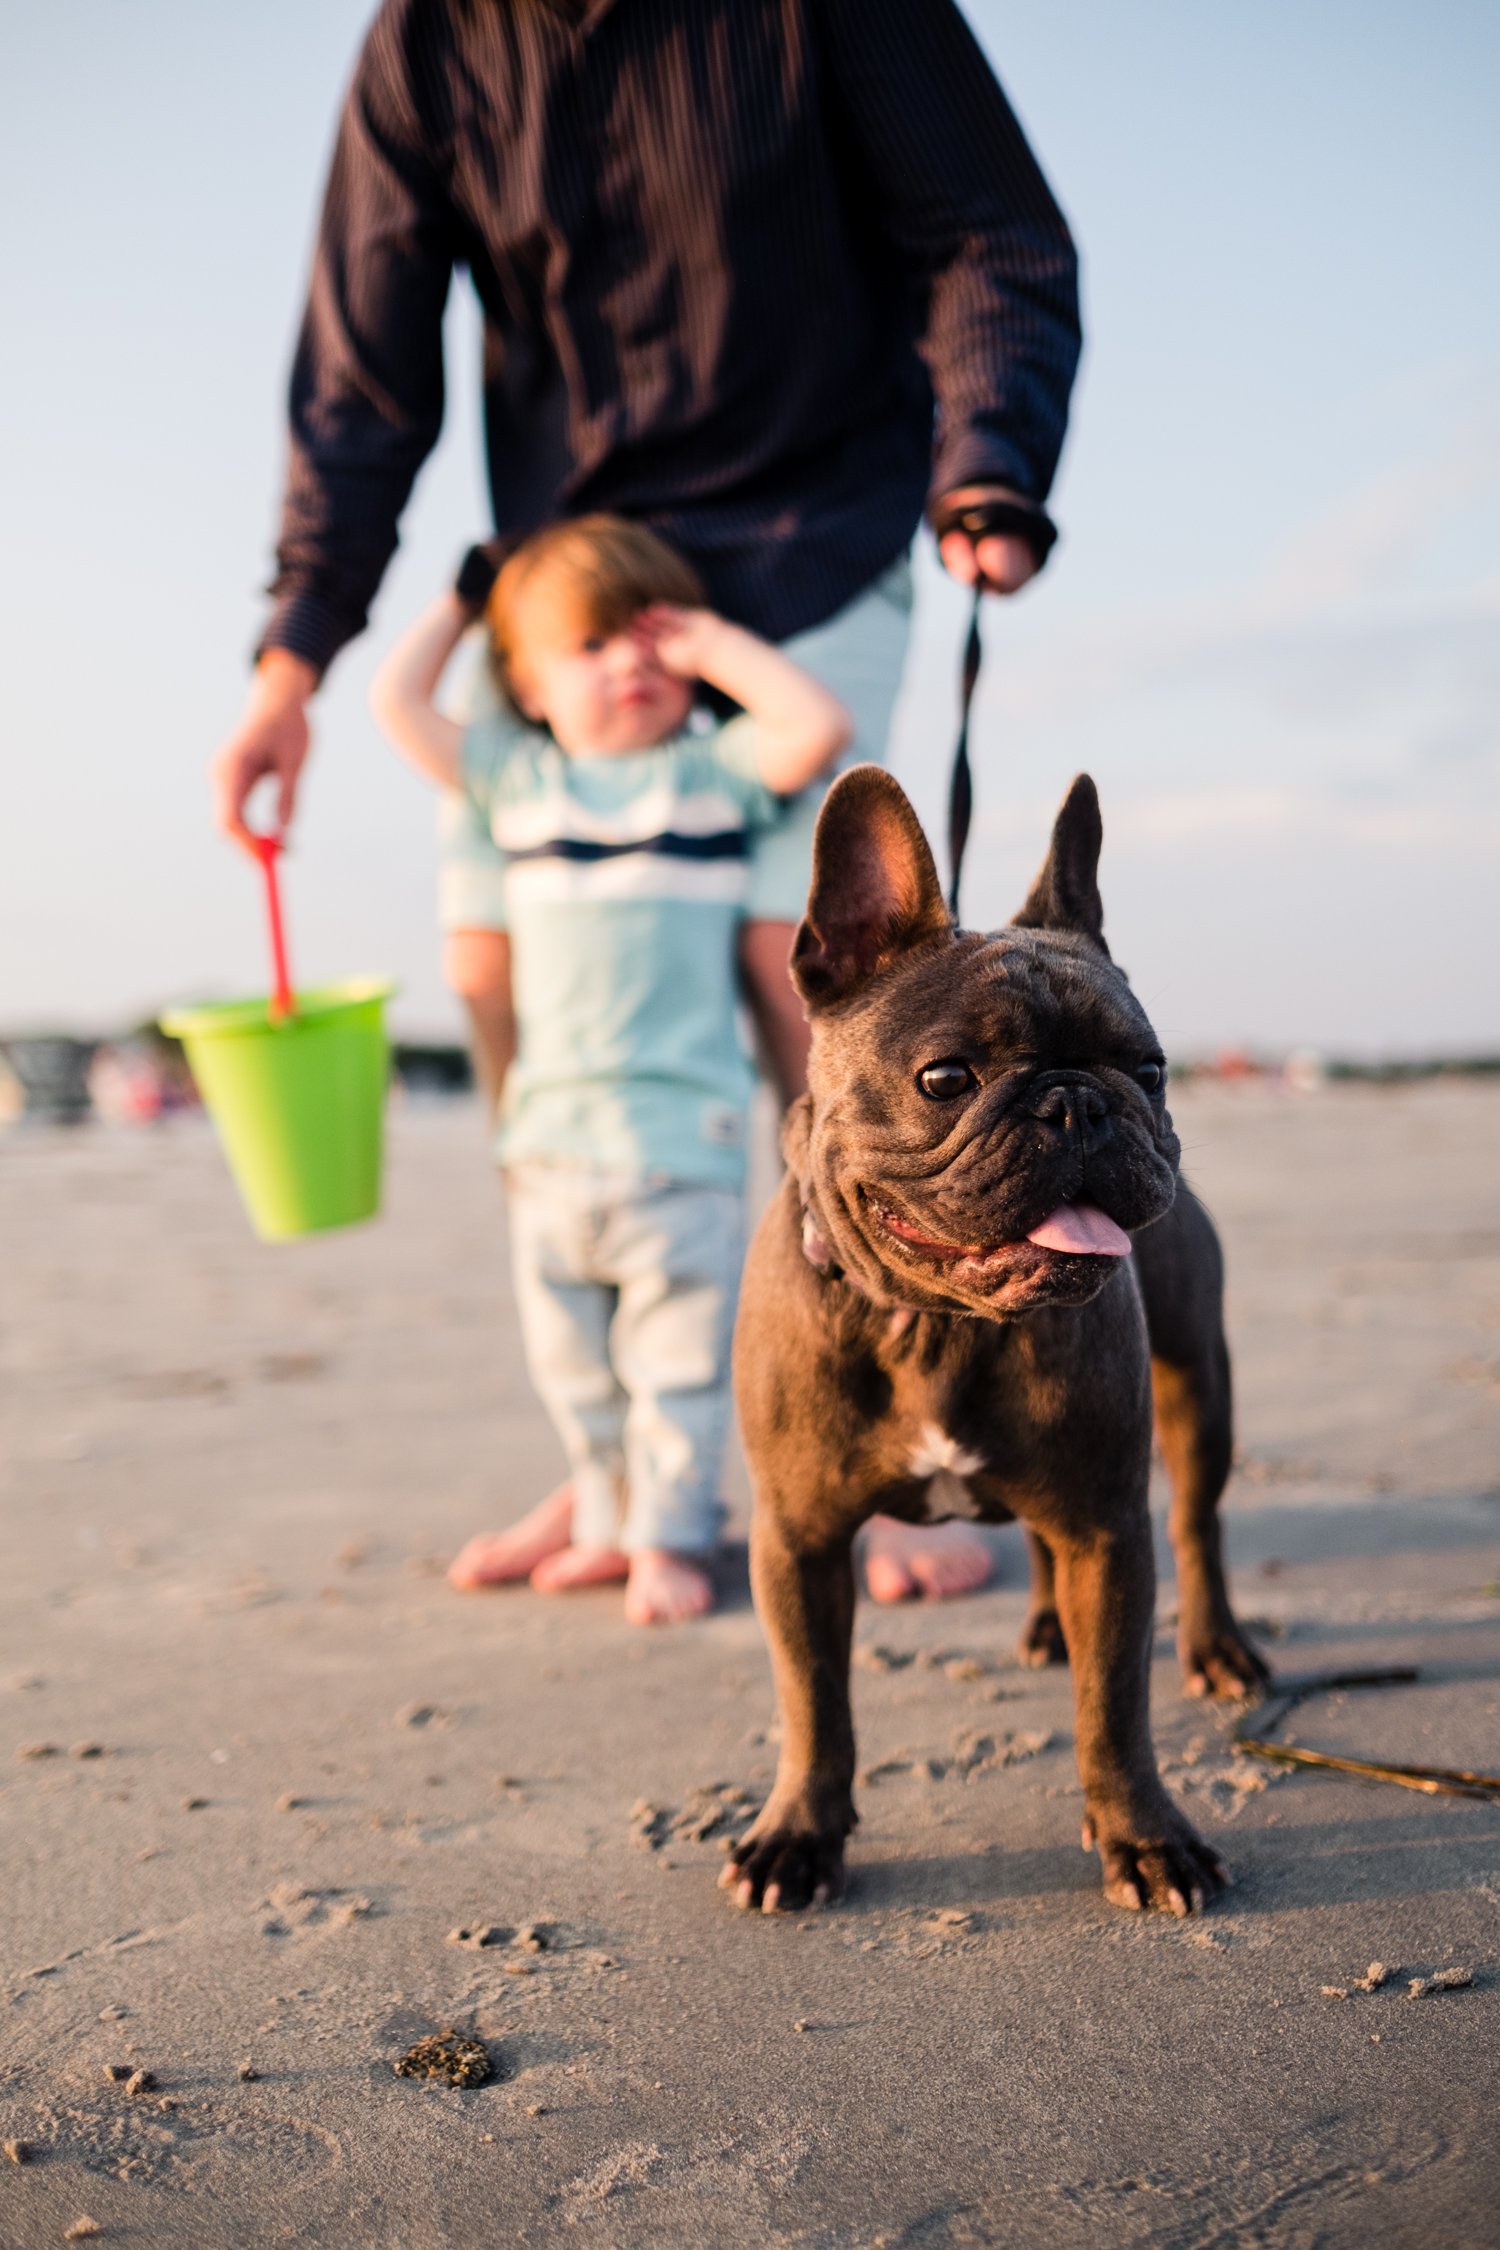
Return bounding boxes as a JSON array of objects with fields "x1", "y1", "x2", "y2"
[{"x1": 370, "y1": 517, "x2": 851, "y2": 1623}]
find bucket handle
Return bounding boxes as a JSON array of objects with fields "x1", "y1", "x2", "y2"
[{"x1": 251, "y1": 832, "x2": 296, "y2": 1023}]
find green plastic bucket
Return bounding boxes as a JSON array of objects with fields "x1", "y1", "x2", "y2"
[{"x1": 161, "y1": 978, "x2": 395, "y2": 1241}]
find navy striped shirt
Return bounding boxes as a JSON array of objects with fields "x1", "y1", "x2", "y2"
[
  {"x1": 263, "y1": 0, "x2": 1081, "y2": 676},
  {"x1": 462, "y1": 709, "x2": 780, "y2": 1184}
]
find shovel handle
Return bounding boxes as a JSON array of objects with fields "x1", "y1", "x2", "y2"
[{"x1": 252, "y1": 832, "x2": 296, "y2": 1023}]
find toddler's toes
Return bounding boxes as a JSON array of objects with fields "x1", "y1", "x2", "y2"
[
  {"x1": 908, "y1": 1524, "x2": 991, "y2": 1599},
  {"x1": 530, "y1": 1546, "x2": 629, "y2": 1593},
  {"x1": 449, "y1": 1532, "x2": 530, "y2": 1589},
  {"x1": 625, "y1": 1551, "x2": 715, "y2": 1625},
  {"x1": 862, "y1": 1517, "x2": 990, "y2": 1603},
  {"x1": 447, "y1": 1485, "x2": 576, "y2": 1588},
  {"x1": 861, "y1": 1517, "x2": 919, "y2": 1603}
]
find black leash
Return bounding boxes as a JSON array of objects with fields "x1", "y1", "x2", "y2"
[
  {"x1": 928, "y1": 496, "x2": 1059, "y2": 918},
  {"x1": 947, "y1": 589, "x2": 982, "y2": 919}
]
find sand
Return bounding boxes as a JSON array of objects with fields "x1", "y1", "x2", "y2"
[{"x1": 1, "y1": 1080, "x2": 1498, "y2": 2247}]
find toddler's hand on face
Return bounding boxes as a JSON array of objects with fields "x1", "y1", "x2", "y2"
[{"x1": 633, "y1": 603, "x2": 718, "y2": 678}]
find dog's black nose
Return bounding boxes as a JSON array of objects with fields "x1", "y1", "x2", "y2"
[{"x1": 1031, "y1": 1079, "x2": 1112, "y2": 1152}]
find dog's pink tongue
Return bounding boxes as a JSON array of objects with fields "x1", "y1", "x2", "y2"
[{"x1": 1027, "y1": 1203, "x2": 1132, "y2": 1257}]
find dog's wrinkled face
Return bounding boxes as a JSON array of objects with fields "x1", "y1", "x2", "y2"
[{"x1": 789, "y1": 769, "x2": 1180, "y2": 1318}]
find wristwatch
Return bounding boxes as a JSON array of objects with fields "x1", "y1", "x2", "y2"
[{"x1": 453, "y1": 540, "x2": 508, "y2": 616}]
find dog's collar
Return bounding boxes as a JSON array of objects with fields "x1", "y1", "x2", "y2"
[
  {"x1": 800, "y1": 1201, "x2": 839, "y2": 1276},
  {"x1": 798, "y1": 1187, "x2": 917, "y2": 1339}
]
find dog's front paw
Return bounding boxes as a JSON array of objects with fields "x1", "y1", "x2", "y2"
[
  {"x1": 1179, "y1": 1610, "x2": 1272, "y2": 1701},
  {"x1": 719, "y1": 1803, "x2": 849, "y2": 1913},
  {"x1": 1018, "y1": 1605, "x2": 1068, "y2": 1668},
  {"x1": 1083, "y1": 1802, "x2": 1229, "y2": 1916}
]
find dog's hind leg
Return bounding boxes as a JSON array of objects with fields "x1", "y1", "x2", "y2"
[
  {"x1": 1018, "y1": 1529, "x2": 1069, "y2": 1667},
  {"x1": 720, "y1": 1505, "x2": 858, "y2": 1913},
  {"x1": 1137, "y1": 1186, "x2": 1269, "y2": 1700},
  {"x1": 1152, "y1": 1349, "x2": 1268, "y2": 1698}
]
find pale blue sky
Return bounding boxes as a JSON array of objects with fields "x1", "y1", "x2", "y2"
[{"x1": 3, "y1": 1, "x2": 1496, "y2": 1053}]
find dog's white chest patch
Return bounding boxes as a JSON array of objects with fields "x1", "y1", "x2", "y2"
[
  {"x1": 907, "y1": 1423, "x2": 985, "y2": 1480},
  {"x1": 907, "y1": 1424, "x2": 986, "y2": 1521}
]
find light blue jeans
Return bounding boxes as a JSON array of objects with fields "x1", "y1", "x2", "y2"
[{"x1": 506, "y1": 1164, "x2": 743, "y2": 1556}]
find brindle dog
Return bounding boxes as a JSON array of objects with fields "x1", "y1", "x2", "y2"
[{"x1": 724, "y1": 767, "x2": 1268, "y2": 1918}]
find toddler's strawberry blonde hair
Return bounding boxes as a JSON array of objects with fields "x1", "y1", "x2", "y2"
[{"x1": 485, "y1": 514, "x2": 706, "y2": 709}]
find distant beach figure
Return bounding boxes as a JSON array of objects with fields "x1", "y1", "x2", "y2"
[
  {"x1": 369, "y1": 517, "x2": 850, "y2": 1622},
  {"x1": 212, "y1": 0, "x2": 1080, "y2": 1601}
]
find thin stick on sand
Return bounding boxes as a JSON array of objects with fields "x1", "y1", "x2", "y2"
[{"x1": 1232, "y1": 1667, "x2": 1500, "y2": 1803}]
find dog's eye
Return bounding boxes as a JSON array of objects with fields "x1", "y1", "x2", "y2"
[
  {"x1": 1135, "y1": 1060, "x2": 1165, "y2": 1094},
  {"x1": 917, "y1": 1060, "x2": 977, "y2": 1102}
]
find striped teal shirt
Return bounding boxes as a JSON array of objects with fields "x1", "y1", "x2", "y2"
[{"x1": 456, "y1": 710, "x2": 781, "y2": 1189}]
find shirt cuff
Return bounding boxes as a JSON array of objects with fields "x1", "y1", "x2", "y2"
[
  {"x1": 255, "y1": 590, "x2": 358, "y2": 681},
  {"x1": 438, "y1": 863, "x2": 510, "y2": 933},
  {"x1": 435, "y1": 788, "x2": 510, "y2": 933},
  {"x1": 928, "y1": 431, "x2": 1044, "y2": 514}
]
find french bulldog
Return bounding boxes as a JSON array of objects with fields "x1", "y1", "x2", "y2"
[{"x1": 724, "y1": 766, "x2": 1268, "y2": 1918}]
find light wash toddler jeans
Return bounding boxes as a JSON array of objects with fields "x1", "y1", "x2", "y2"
[{"x1": 506, "y1": 1163, "x2": 743, "y2": 1556}]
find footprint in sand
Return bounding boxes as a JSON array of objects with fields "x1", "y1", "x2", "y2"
[{"x1": 257, "y1": 1884, "x2": 376, "y2": 1939}]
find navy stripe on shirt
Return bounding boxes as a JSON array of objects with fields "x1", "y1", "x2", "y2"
[{"x1": 503, "y1": 829, "x2": 749, "y2": 866}]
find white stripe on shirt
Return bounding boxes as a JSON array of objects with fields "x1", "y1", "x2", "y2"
[
  {"x1": 503, "y1": 853, "x2": 751, "y2": 908},
  {"x1": 491, "y1": 781, "x2": 751, "y2": 854}
]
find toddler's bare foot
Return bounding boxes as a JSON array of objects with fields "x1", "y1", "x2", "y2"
[
  {"x1": 529, "y1": 1544, "x2": 630, "y2": 1592},
  {"x1": 624, "y1": 1549, "x2": 715, "y2": 1626},
  {"x1": 863, "y1": 1515, "x2": 992, "y2": 1603},
  {"x1": 448, "y1": 1484, "x2": 574, "y2": 1589}
]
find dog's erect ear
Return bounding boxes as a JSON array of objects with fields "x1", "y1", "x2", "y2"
[
  {"x1": 792, "y1": 766, "x2": 952, "y2": 1006},
  {"x1": 1010, "y1": 773, "x2": 1110, "y2": 956}
]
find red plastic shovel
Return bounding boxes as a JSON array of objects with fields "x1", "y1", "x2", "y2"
[{"x1": 251, "y1": 832, "x2": 296, "y2": 1023}]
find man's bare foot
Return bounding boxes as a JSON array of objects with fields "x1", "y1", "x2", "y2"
[
  {"x1": 530, "y1": 1543, "x2": 631, "y2": 1592},
  {"x1": 448, "y1": 1485, "x2": 574, "y2": 1589},
  {"x1": 863, "y1": 1515, "x2": 993, "y2": 1603},
  {"x1": 624, "y1": 1549, "x2": 715, "y2": 1626}
]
